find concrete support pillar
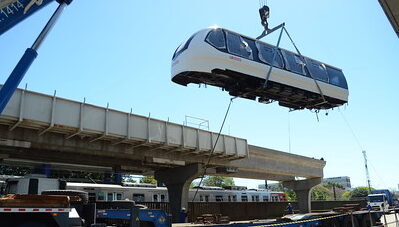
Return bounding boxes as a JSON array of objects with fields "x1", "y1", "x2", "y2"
[
  {"x1": 155, "y1": 163, "x2": 202, "y2": 223},
  {"x1": 283, "y1": 177, "x2": 321, "y2": 213}
]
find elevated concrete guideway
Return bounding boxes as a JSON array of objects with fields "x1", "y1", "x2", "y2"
[
  {"x1": 0, "y1": 86, "x2": 325, "y2": 180},
  {"x1": 0, "y1": 86, "x2": 326, "y2": 221}
]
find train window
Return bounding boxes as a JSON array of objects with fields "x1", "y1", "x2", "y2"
[
  {"x1": 98, "y1": 192, "x2": 105, "y2": 201},
  {"x1": 133, "y1": 193, "x2": 145, "y2": 202},
  {"x1": 256, "y1": 42, "x2": 284, "y2": 68},
  {"x1": 232, "y1": 195, "x2": 237, "y2": 202},
  {"x1": 205, "y1": 195, "x2": 209, "y2": 202},
  {"x1": 305, "y1": 58, "x2": 329, "y2": 82},
  {"x1": 241, "y1": 195, "x2": 248, "y2": 202},
  {"x1": 281, "y1": 50, "x2": 306, "y2": 75},
  {"x1": 153, "y1": 194, "x2": 158, "y2": 202},
  {"x1": 200, "y1": 195, "x2": 203, "y2": 202},
  {"x1": 161, "y1": 194, "x2": 166, "y2": 202},
  {"x1": 326, "y1": 66, "x2": 348, "y2": 89},
  {"x1": 215, "y1": 195, "x2": 223, "y2": 202},
  {"x1": 89, "y1": 193, "x2": 96, "y2": 202},
  {"x1": 116, "y1": 193, "x2": 122, "y2": 200},
  {"x1": 226, "y1": 32, "x2": 253, "y2": 60},
  {"x1": 206, "y1": 28, "x2": 226, "y2": 49},
  {"x1": 172, "y1": 32, "x2": 198, "y2": 60},
  {"x1": 263, "y1": 196, "x2": 269, "y2": 202},
  {"x1": 107, "y1": 193, "x2": 113, "y2": 201},
  {"x1": 228, "y1": 196, "x2": 231, "y2": 202}
]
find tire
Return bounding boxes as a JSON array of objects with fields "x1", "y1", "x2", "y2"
[{"x1": 42, "y1": 190, "x2": 89, "y2": 205}]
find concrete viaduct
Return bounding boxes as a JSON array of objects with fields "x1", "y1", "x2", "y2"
[{"x1": 0, "y1": 86, "x2": 326, "y2": 222}]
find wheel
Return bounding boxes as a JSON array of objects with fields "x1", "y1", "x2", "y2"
[{"x1": 42, "y1": 190, "x2": 89, "y2": 204}]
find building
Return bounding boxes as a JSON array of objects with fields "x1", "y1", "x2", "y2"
[{"x1": 323, "y1": 176, "x2": 351, "y2": 190}]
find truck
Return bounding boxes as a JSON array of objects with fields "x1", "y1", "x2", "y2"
[
  {"x1": 1, "y1": 174, "x2": 171, "y2": 227},
  {"x1": 368, "y1": 189, "x2": 394, "y2": 212}
]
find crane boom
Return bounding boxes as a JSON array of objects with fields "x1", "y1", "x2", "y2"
[
  {"x1": 362, "y1": 150, "x2": 372, "y2": 191},
  {"x1": 0, "y1": 0, "x2": 57, "y2": 36}
]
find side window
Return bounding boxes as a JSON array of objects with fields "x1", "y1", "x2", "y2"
[
  {"x1": 241, "y1": 195, "x2": 248, "y2": 202},
  {"x1": 116, "y1": 193, "x2": 122, "y2": 200},
  {"x1": 326, "y1": 66, "x2": 348, "y2": 89},
  {"x1": 28, "y1": 179, "x2": 39, "y2": 194},
  {"x1": 206, "y1": 29, "x2": 226, "y2": 49},
  {"x1": 107, "y1": 193, "x2": 113, "y2": 201},
  {"x1": 226, "y1": 32, "x2": 253, "y2": 60},
  {"x1": 98, "y1": 192, "x2": 105, "y2": 201},
  {"x1": 232, "y1": 195, "x2": 237, "y2": 202},
  {"x1": 200, "y1": 195, "x2": 203, "y2": 202},
  {"x1": 263, "y1": 196, "x2": 269, "y2": 202},
  {"x1": 305, "y1": 58, "x2": 329, "y2": 82},
  {"x1": 215, "y1": 195, "x2": 223, "y2": 202},
  {"x1": 281, "y1": 50, "x2": 306, "y2": 75},
  {"x1": 153, "y1": 194, "x2": 158, "y2": 202},
  {"x1": 133, "y1": 194, "x2": 145, "y2": 202},
  {"x1": 205, "y1": 195, "x2": 209, "y2": 202},
  {"x1": 256, "y1": 42, "x2": 284, "y2": 68},
  {"x1": 161, "y1": 194, "x2": 166, "y2": 202}
]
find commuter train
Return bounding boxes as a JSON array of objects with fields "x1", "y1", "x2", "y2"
[
  {"x1": 171, "y1": 27, "x2": 349, "y2": 110},
  {"x1": 66, "y1": 182, "x2": 287, "y2": 203}
]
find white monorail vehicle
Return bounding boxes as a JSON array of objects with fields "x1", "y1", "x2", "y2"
[
  {"x1": 66, "y1": 182, "x2": 287, "y2": 203},
  {"x1": 171, "y1": 27, "x2": 349, "y2": 110}
]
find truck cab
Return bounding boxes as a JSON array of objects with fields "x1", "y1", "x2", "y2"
[{"x1": 368, "y1": 193, "x2": 390, "y2": 211}]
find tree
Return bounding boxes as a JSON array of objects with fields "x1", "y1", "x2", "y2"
[
  {"x1": 202, "y1": 176, "x2": 234, "y2": 187},
  {"x1": 311, "y1": 185, "x2": 332, "y2": 201},
  {"x1": 348, "y1": 186, "x2": 374, "y2": 200},
  {"x1": 140, "y1": 176, "x2": 157, "y2": 185},
  {"x1": 323, "y1": 182, "x2": 345, "y2": 200}
]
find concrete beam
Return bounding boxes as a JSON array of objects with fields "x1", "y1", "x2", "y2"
[
  {"x1": 155, "y1": 163, "x2": 203, "y2": 223},
  {"x1": 283, "y1": 177, "x2": 322, "y2": 213}
]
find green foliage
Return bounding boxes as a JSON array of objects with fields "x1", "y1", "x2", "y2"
[
  {"x1": 341, "y1": 191, "x2": 351, "y2": 200},
  {"x1": 311, "y1": 185, "x2": 332, "y2": 200},
  {"x1": 0, "y1": 165, "x2": 31, "y2": 176},
  {"x1": 348, "y1": 186, "x2": 374, "y2": 200},
  {"x1": 323, "y1": 182, "x2": 345, "y2": 190},
  {"x1": 140, "y1": 176, "x2": 157, "y2": 185},
  {"x1": 202, "y1": 176, "x2": 234, "y2": 187}
]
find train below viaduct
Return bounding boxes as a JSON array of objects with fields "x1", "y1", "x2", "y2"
[{"x1": 0, "y1": 86, "x2": 326, "y2": 222}]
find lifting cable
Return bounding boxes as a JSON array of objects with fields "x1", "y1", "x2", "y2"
[
  {"x1": 192, "y1": 97, "x2": 234, "y2": 202},
  {"x1": 257, "y1": 1, "x2": 327, "y2": 109}
]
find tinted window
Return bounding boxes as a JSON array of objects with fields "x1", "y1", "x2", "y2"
[
  {"x1": 241, "y1": 195, "x2": 248, "y2": 202},
  {"x1": 107, "y1": 193, "x2": 113, "y2": 201},
  {"x1": 98, "y1": 192, "x2": 105, "y2": 201},
  {"x1": 215, "y1": 195, "x2": 223, "y2": 202},
  {"x1": 117, "y1": 193, "x2": 122, "y2": 200},
  {"x1": 28, "y1": 179, "x2": 39, "y2": 194},
  {"x1": 172, "y1": 33, "x2": 197, "y2": 60},
  {"x1": 161, "y1": 194, "x2": 165, "y2": 202},
  {"x1": 226, "y1": 32, "x2": 253, "y2": 60},
  {"x1": 256, "y1": 42, "x2": 284, "y2": 68},
  {"x1": 326, "y1": 66, "x2": 348, "y2": 89},
  {"x1": 133, "y1": 194, "x2": 145, "y2": 202},
  {"x1": 281, "y1": 50, "x2": 306, "y2": 75},
  {"x1": 206, "y1": 29, "x2": 226, "y2": 49},
  {"x1": 305, "y1": 58, "x2": 329, "y2": 82}
]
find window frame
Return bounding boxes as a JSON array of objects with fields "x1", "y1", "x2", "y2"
[{"x1": 205, "y1": 28, "x2": 226, "y2": 50}]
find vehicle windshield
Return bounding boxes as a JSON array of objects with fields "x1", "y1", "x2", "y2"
[{"x1": 368, "y1": 195, "x2": 384, "y2": 202}]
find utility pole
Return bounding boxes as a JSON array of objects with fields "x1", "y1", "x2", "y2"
[{"x1": 362, "y1": 150, "x2": 372, "y2": 192}]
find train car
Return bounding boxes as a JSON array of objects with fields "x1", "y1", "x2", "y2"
[
  {"x1": 171, "y1": 27, "x2": 349, "y2": 110},
  {"x1": 66, "y1": 182, "x2": 286, "y2": 203}
]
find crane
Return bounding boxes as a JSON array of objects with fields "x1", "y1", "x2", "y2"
[
  {"x1": 0, "y1": 0, "x2": 71, "y2": 114},
  {"x1": 362, "y1": 150, "x2": 372, "y2": 192}
]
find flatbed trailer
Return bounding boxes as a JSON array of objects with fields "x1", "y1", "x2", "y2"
[{"x1": 173, "y1": 210, "x2": 392, "y2": 227}]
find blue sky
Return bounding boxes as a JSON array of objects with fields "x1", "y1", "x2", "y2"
[{"x1": 1, "y1": 0, "x2": 398, "y2": 190}]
